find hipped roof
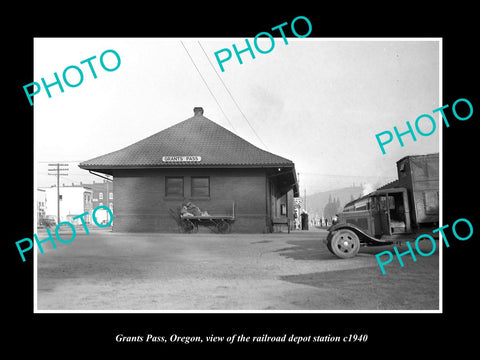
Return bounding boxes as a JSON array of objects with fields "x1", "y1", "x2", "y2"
[{"x1": 79, "y1": 109, "x2": 295, "y2": 171}]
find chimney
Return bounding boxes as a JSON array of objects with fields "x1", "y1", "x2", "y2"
[{"x1": 193, "y1": 107, "x2": 204, "y2": 116}]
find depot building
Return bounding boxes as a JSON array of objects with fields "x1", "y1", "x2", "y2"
[{"x1": 79, "y1": 107, "x2": 299, "y2": 233}]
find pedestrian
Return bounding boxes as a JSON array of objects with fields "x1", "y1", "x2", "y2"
[{"x1": 301, "y1": 210, "x2": 309, "y2": 230}]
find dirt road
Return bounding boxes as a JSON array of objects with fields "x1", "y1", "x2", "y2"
[{"x1": 36, "y1": 229, "x2": 439, "y2": 311}]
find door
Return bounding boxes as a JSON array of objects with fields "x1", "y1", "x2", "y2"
[
  {"x1": 270, "y1": 181, "x2": 276, "y2": 218},
  {"x1": 372, "y1": 195, "x2": 391, "y2": 236},
  {"x1": 387, "y1": 190, "x2": 411, "y2": 233},
  {"x1": 266, "y1": 179, "x2": 276, "y2": 232}
]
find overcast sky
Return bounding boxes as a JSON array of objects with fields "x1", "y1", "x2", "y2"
[{"x1": 34, "y1": 37, "x2": 440, "y2": 194}]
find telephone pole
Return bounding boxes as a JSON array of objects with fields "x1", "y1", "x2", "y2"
[{"x1": 48, "y1": 163, "x2": 69, "y2": 223}]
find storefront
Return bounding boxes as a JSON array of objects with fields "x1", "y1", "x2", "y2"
[{"x1": 79, "y1": 107, "x2": 299, "y2": 233}]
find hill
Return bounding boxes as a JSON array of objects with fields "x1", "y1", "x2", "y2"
[{"x1": 304, "y1": 185, "x2": 367, "y2": 218}]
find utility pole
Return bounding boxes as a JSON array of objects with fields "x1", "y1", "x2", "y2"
[{"x1": 48, "y1": 163, "x2": 69, "y2": 223}]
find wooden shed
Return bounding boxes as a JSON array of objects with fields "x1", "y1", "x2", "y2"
[{"x1": 396, "y1": 153, "x2": 439, "y2": 226}]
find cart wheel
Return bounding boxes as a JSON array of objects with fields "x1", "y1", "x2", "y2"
[
  {"x1": 217, "y1": 220, "x2": 231, "y2": 234},
  {"x1": 192, "y1": 222, "x2": 199, "y2": 233},
  {"x1": 181, "y1": 219, "x2": 197, "y2": 233},
  {"x1": 328, "y1": 229, "x2": 360, "y2": 258}
]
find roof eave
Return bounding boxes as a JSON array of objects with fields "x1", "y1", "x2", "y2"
[{"x1": 79, "y1": 163, "x2": 295, "y2": 170}]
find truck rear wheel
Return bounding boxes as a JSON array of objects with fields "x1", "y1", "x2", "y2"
[{"x1": 328, "y1": 229, "x2": 360, "y2": 258}]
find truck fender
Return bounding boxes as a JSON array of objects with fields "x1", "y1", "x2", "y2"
[{"x1": 326, "y1": 223, "x2": 393, "y2": 246}]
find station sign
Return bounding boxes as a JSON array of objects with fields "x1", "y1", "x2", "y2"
[
  {"x1": 294, "y1": 198, "x2": 303, "y2": 205},
  {"x1": 162, "y1": 156, "x2": 202, "y2": 162}
]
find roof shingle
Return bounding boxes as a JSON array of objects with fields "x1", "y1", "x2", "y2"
[{"x1": 79, "y1": 109, "x2": 294, "y2": 170}]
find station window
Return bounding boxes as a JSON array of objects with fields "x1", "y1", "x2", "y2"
[
  {"x1": 165, "y1": 177, "x2": 184, "y2": 197},
  {"x1": 191, "y1": 177, "x2": 210, "y2": 197},
  {"x1": 99, "y1": 192, "x2": 103, "y2": 200}
]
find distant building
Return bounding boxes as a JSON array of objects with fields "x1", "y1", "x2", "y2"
[
  {"x1": 82, "y1": 181, "x2": 114, "y2": 225},
  {"x1": 42, "y1": 185, "x2": 93, "y2": 224},
  {"x1": 79, "y1": 107, "x2": 299, "y2": 233},
  {"x1": 82, "y1": 181, "x2": 114, "y2": 212},
  {"x1": 37, "y1": 188, "x2": 46, "y2": 222}
]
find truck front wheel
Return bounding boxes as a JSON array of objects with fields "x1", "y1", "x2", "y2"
[{"x1": 328, "y1": 229, "x2": 360, "y2": 258}]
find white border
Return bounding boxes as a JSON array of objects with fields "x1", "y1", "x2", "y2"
[{"x1": 34, "y1": 37, "x2": 443, "y2": 314}]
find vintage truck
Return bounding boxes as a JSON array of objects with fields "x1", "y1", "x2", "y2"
[{"x1": 325, "y1": 153, "x2": 439, "y2": 258}]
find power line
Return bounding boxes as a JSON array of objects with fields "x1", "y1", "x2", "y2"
[
  {"x1": 301, "y1": 172, "x2": 394, "y2": 179},
  {"x1": 59, "y1": 175, "x2": 85, "y2": 182},
  {"x1": 198, "y1": 41, "x2": 269, "y2": 150},
  {"x1": 37, "y1": 160, "x2": 84, "y2": 163},
  {"x1": 180, "y1": 41, "x2": 237, "y2": 132}
]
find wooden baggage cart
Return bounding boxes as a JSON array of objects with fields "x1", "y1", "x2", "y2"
[{"x1": 169, "y1": 203, "x2": 236, "y2": 234}]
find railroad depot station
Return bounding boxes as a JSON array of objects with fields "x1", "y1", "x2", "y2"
[{"x1": 79, "y1": 107, "x2": 299, "y2": 233}]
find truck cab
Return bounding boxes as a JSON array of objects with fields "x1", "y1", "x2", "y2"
[
  {"x1": 326, "y1": 153, "x2": 439, "y2": 258},
  {"x1": 342, "y1": 187, "x2": 411, "y2": 237}
]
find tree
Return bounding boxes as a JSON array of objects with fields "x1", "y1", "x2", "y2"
[{"x1": 324, "y1": 195, "x2": 342, "y2": 219}]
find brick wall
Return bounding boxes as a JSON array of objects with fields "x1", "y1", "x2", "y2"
[{"x1": 112, "y1": 168, "x2": 269, "y2": 233}]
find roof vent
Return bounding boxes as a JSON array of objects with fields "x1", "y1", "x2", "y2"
[{"x1": 193, "y1": 107, "x2": 204, "y2": 116}]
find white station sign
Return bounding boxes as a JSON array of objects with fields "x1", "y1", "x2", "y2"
[
  {"x1": 162, "y1": 156, "x2": 202, "y2": 162},
  {"x1": 294, "y1": 198, "x2": 303, "y2": 205}
]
